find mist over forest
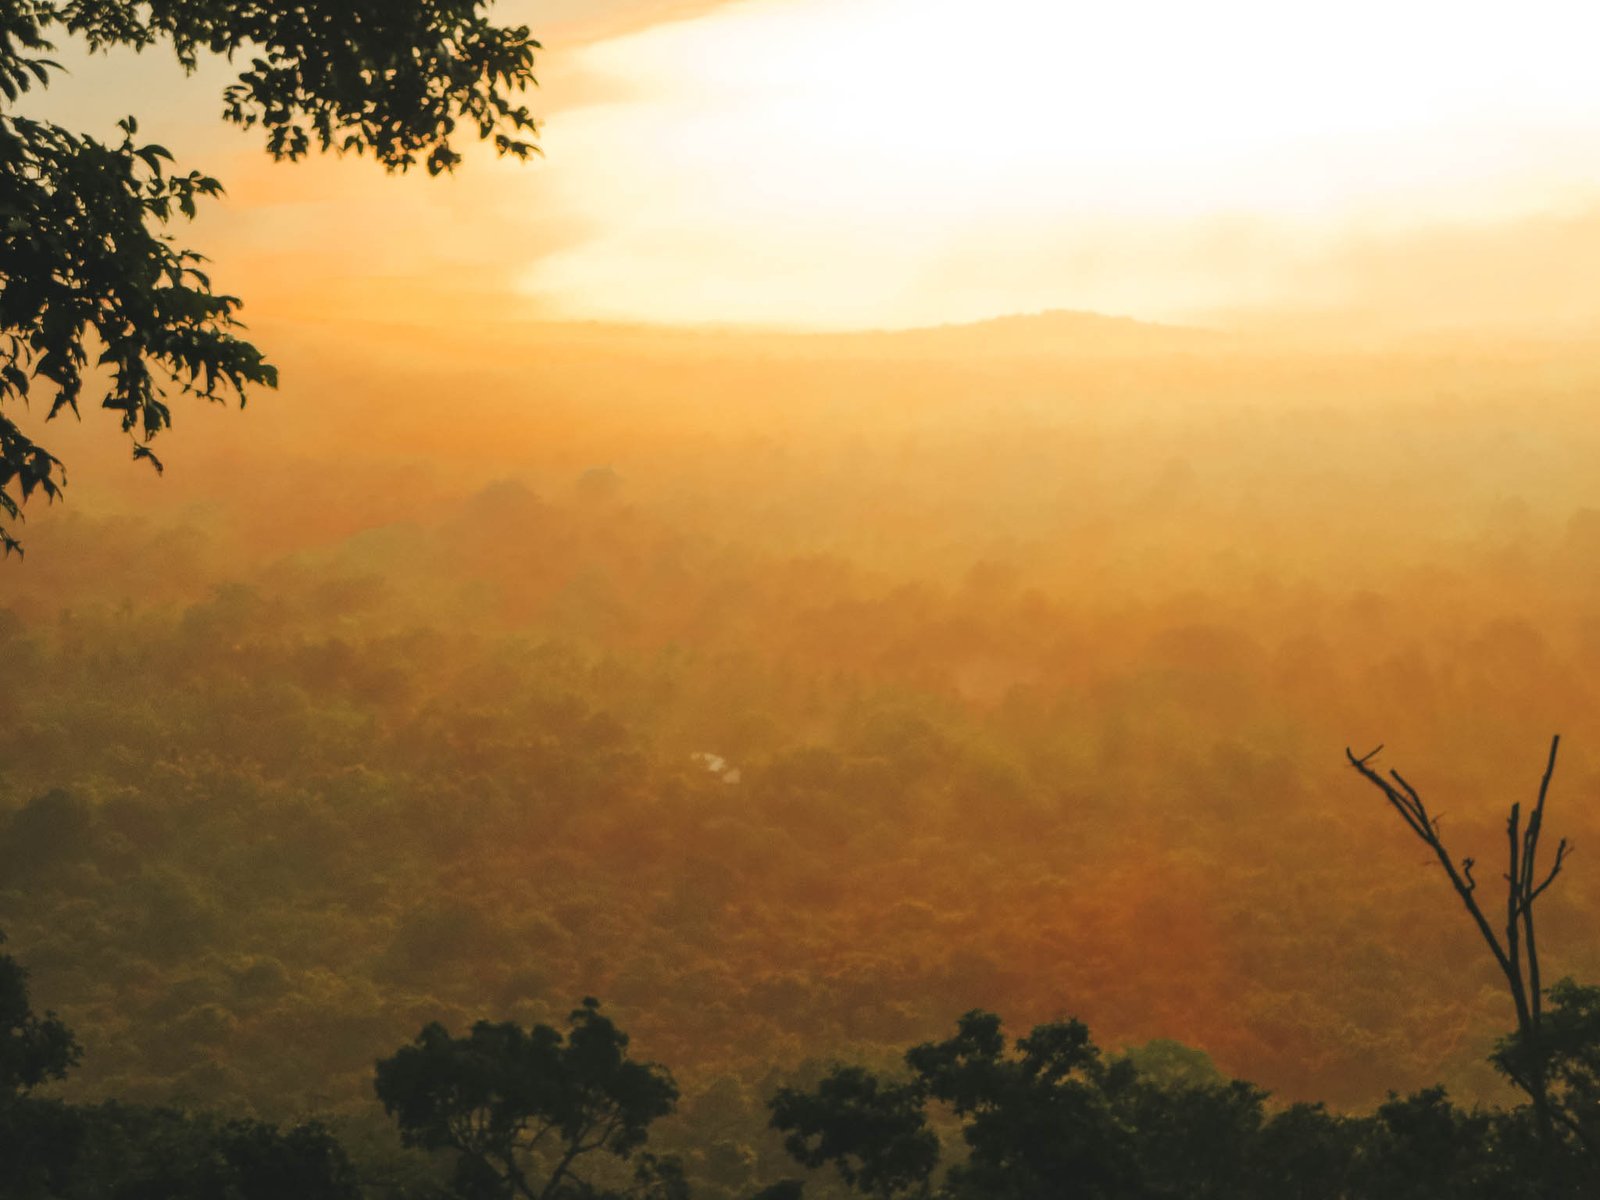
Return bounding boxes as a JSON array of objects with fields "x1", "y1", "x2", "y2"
[
  {"x1": 9, "y1": 312, "x2": 1600, "y2": 1179},
  {"x1": 15, "y1": 0, "x2": 1600, "y2": 1193}
]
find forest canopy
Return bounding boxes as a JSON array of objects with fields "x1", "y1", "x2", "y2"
[
  {"x1": 7, "y1": 9, "x2": 1600, "y2": 1197},
  {"x1": 7, "y1": 316, "x2": 1600, "y2": 1126},
  {"x1": 0, "y1": 0, "x2": 540, "y2": 554}
]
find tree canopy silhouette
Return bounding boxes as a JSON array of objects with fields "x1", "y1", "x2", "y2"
[
  {"x1": 0, "y1": 927, "x2": 360, "y2": 1199},
  {"x1": 764, "y1": 1007, "x2": 1596, "y2": 1199},
  {"x1": 0, "y1": 0, "x2": 540, "y2": 554},
  {"x1": 375, "y1": 998, "x2": 685, "y2": 1200},
  {"x1": 0, "y1": 928, "x2": 78, "y2": 1098}
]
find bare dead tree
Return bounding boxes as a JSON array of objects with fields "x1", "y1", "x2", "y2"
[{"x1": 1346, "y1": 735, "x2": 1582, "y2": 1146}]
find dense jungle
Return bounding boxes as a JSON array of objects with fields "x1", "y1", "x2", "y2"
[{"x1": 7, "y1": 312, "x2": 1600, "y2": 1195}]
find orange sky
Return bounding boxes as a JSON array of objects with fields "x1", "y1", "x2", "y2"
[{"x1": 23, "y1": 0, "x2": 1600, "y2": 332}]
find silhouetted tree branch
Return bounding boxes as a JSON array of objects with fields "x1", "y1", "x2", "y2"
[
  {"x1": 1, "y1": 1, "x2": 541, "y2": 555},
  {"x1": 375, "y1": 998, "x2": 682, "y2": 1200},
  {"x1": 1346, "y1": 735, "x2": 1585, "y2": 1154}
]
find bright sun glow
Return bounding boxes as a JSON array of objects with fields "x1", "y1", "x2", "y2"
[{"x1": 518, "y1": 0, "x2": 1600, "y2": 328}]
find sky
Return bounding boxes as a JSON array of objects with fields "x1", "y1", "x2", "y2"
[{"x1": 25, "y1": 0, "x2": 1600, "y2": 331}]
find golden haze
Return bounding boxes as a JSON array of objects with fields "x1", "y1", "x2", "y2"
[
  {"x1": 9, "y1": 0, "x2": 1600, "y2": 1150},
  {"x1": 8, "y1": 308, "x2": 1600, "y2": 1116}
]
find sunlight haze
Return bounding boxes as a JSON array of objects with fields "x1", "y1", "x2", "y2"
[
  {"x1": 24, "y1": 0, "x2": 1600, "y2": 331},
  {"x1": 15, "y1": 2, "x2": 1600, "y2": 1177},
  {"x1": 518, "y1": 0, "x2": 1600, "y2": 328}
]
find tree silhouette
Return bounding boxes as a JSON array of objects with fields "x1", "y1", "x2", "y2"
[
  {"x1": 1346, "y1": 735, "x2": 1593, "y2": 1166},
  {"x1": 375, "y1": 998, "x2": 684, "y2": 1200},
  {"x1": 0, "y1": 1, "x2": 540, "y2": 554},
  {"x1": 764, "y1": 1008, "x2": 1580, "y2": 1199},
  {"x1": 768, "y1": 1011, "x2": 1174, "y2": 1200},
  {"x1": 1507, "y1": 978, "x2": 1600, "y2": 1172},
  {"x1": 0, "y1": 927, "x2": 360, "y2": 1198},
  {"x1": 0, "y1": 928, "x2": 78, "y2": 1097},
  {"x1": 0, "y1": 927, "x2": 82, "y2": 1197},
  {"x1": 769, "y1": 1065, "x2": 937, "y2": 1200}
]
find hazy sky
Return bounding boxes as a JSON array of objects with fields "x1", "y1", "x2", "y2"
[{"x1": 28, "y1": 0, "x2": 1600, "y2": 330}]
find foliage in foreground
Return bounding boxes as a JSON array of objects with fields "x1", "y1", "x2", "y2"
[
  {"x1": 7, "y1": 921, "x2": 1600, "y2": 1200},
  {"x1": 0, "y1": 0, "x2": 540, "y2": 553},
  {"x1": 375, "y1": 1000, "x2": 685, "y2": 1200},
  {"x1": 767, "y1": 1002, "x2": 1600, "y2": 1200},
  {"x1": 1, "y1": 927, "x2": 356, "y2": 1198}
]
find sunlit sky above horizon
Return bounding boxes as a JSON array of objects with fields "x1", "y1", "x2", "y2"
[{"x1": 27, "y1": 0, "x2": 1600, "y2": 331}]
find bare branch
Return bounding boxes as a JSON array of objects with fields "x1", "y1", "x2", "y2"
[
  {"x1": 1348, "y1": 735, "x2": 1576, "y2": 1150},
  {"x1": 1526, "y1": 839, "x2": 1571, "y2": 908},
  {"x1": 1537, "y1": 734, "x2": 1560, "y2": 812},
  {"x1": 1346, "y1": 744, "x2": 1525, "y2": 1030}
]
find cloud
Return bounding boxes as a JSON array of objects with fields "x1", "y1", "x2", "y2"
[
  {"x1": 32, "y1": 0, "x2": 1600, "y2": 333},
  {"x1": 510, "y1": 0, "x2": 1600, "y2": 329}
]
